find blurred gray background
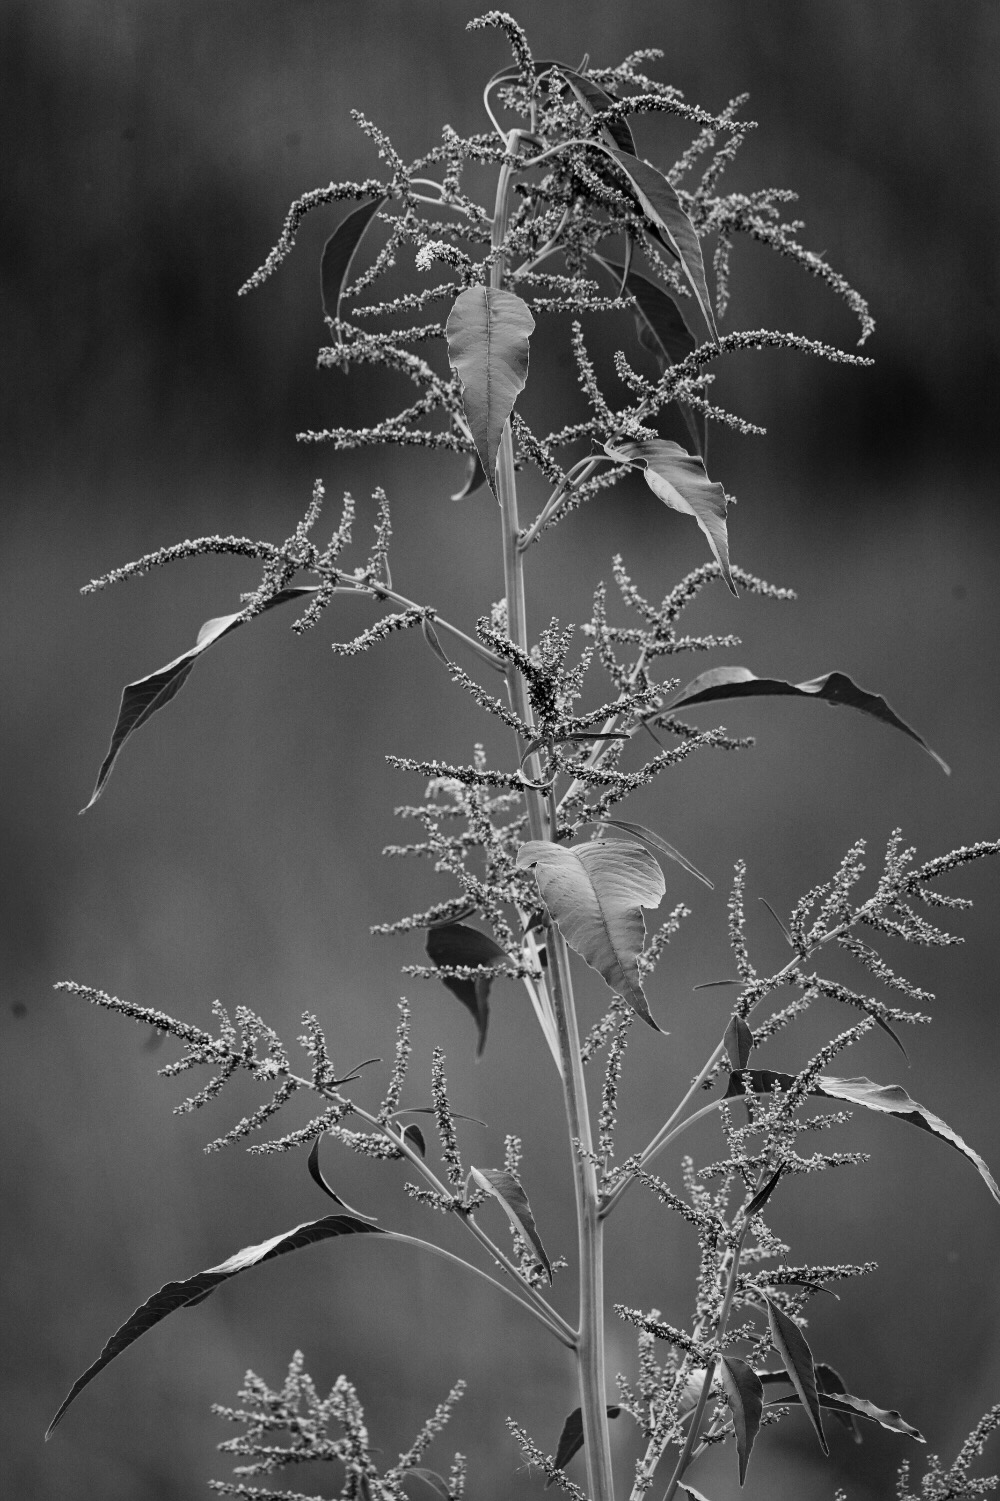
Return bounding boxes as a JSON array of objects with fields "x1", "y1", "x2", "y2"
[{"x1": 3, "y1": 2, "x2": 999, "y2": 1498}]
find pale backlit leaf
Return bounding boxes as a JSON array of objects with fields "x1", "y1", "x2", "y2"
[
  {"x1": 469, "y1": 1167, "x2": 552, "y2": 1280},
  {"x1": 445, "y1": 287, "x2": 534, "y2": 492},
  {"x1": 590, "y1": 817, "x2": 713, "y2": 889},
  {"x1": 604, "y1": 438, "x2": 735, "y2": 594}
]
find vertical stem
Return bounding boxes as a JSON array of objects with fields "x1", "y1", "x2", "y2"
[{"x1": 491, "y1": 132, "x2": 615, "y2": 1501}]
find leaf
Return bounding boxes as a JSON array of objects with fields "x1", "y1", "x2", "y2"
[
  {"x1": 594, "y1": 256, "x2": 704, "y2": 456},
  {"x1": 763, "y1": 1383, "x2": 924, "y2": 1441},
  {"x1": 321, "y1": 196, "x2": 386, "y2": 324},
  {"x1": 743, "y1": 1164, "x2": 783, "y2": 1219},
  {"x1": 403, "y1": 1470, "x2": 452, "y2": 1500},
  {"x1": 677, "y1": 1486, "x2": 715, "y2": 1501},
  {"x1": 719, "y1": 1355, "x2": 764, "y2": 1485},
  {"x1": 547, "y1": 1405, "x2": 622, "y2": 1484},
  {"x1": 763, "y1": 1293, "x2": 828, "y2": 1455},
  {"x1": 589, "y1": 817, "x2": 713, "y2": 889},
  {"x1": 758, "y1": 896, "x2": 794, "y2": 947},
  {"x1": 604, "y1": 439, "x2": 735, "y2": 595},
  {"x1": 815, "y1": 1362, "x2": 863, "y2": 1441},
  {"x1": 307, "y1": 1138, "x2": 378, "y2": 1220},
  {"x1": 445, "y1": 287, "x2": 535, "y2": 493},
  {"x1": 724, "y1": 1016, "x2": 754, "y2": 1071},
  {"x1": 450, "y1": 450, "x2": 489, "y2": 501},
  {"x1": 401, "y1": 1123, "x2": 427, "y2": 1158},
  {"x1": 516, "y1": 839, "x2": 666, "y2": 1028},
  {"x1": 469, "y1": 1167, "x2": 552, "y2": 1280},
  {"x1": 669, "y1": 667, "x2": 949, "y2": 773},
  {"x1": 45, "y1": 1214, "x2": 383, "y2": 1438},
  {"x1": 725, "y1": 1071, "x2": 1000, "y2": 1204},
  {"x1": 595, "y1": 147, "x2": 718, "y2": 343},
  {"x1": 420, "y1": 617, "x2": 453, "y2": 670},
  {"x1": 693, "y1": 979, "x2": 741, "y2": 990},
  {"x1": 82, "y1": 586, "x2": 318, "y2": 811},
  {"x1": 551, "y1": 67, "x2": 636, "y2": 154},
  {"x1": 425, "y1": 923, "x2": 508, "y2": 1057}
]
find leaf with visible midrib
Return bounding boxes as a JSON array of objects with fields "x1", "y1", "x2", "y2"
[
  {"x1": 469, "y1": 1167, "x2": 552, "y2": 1280},
  {"x1": 605, "y1": 439, "x2": 735, "y2": 595},
  {"x1": 725, "y1": 1071, "x2": 1000, "y2": 1204},
  {"x1": 719, "y1": 1355, "x2": 764, "y2": 1485},
  {"x1": 763, "y1": 1294, "x2": 828, "y2": 1455},
  {"x1": 82, "y1": 586, "x2": 319, "y2": 812},
  {"x1": 445, "y1": 288, "x2": 535, "y2": 493},
  {"x1": 321, "y1": 196, "x2": 387, "y2": 325},
  {"x1": 669, "y1": 667, "x2": 949, "y2": 773},
  {"x1": 516, "y1": 839, "x2": 665, "y2": 1027},
  {"x1": 45, "y1": 1214, "x2": 383, "y2": 1438},
  {"x1": 425, "y1": 923, "x2": 508, "y2": 1056}
]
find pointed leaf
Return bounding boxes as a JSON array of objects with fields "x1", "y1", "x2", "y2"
[
  {"x1": 595, "y1": 147, "x2": 718, "y2": 342},
  {"x1": 724, "y1": 1016, "x2": 754, "y2": 1071},
  {"x1": 552, "y1": 67, "x2": 636, "y2": 154},
  {"x1": 516, "y1": 839, "x2": 666, "y2": 1027},
  {"x1": 590, "y1": 817, "x2": 713, "y2": 889},
  {"x1": 45, "y1": 1214, "x2": 383, "y2": 1438},
  {"x1": 743, "y1": 1164, "x2": 783, "y2": 1219},
  {"x1": 677, "y1": 1486, "x2": 715, "y2": 1501},
  {"x1": 719, "y1": 1356, "x2": 764, "y2": 1485},
  {"x1": 420, "y1": 617, "x2": 453, "y2": 670},
  {"x1": 547, "y1": 1405, "x2": 622, "y2": 1484},
  {"x1": 307, "y1": 1138, "x2": 377, "y2": 1220},
  {"x1": 816, "y1": 1362, "x2": 863, "y2": 1441},
  {"x1": 401, "y1": 1123, "x2": 427, "y2": 1158},
  {"x1": 763, "y1": 1383, "x2": 924, "y2": 1441},
  {"x1": 469, "y1": 1167, "x2": 552, "y2": 1280},
  {"x1": 82, "y1": 586, "x2": 318, "y2": 811},
  {"x1": 594, "y1": 257, "x2": 704, "y2": 456},
  {"x1": 403, "y1": 1470, "x2": 451, "y2": 1500},
  {"x1": 445, "y1": 287, "x2": 535, "y2": 492},
  {"x1": 758, "y1": 896, "x2": 794, "y2": 947},
  {"x1": 425, "y1": 923, "x2": 508, "y2": 1057},
  {"x1": 763, "y1": 1294, "x2": 827, "y2": 1455},
  {"x1": 321, "y1": 197, "x2": 386, "y2": 323},
  {"x1": 605, "y1": 439, "x2": 735, "y2": 595},
  {"x1": 725, "y1": 1071, "x2": 1000, "y2": 1204},
  {"x1": 669, "y1": 667, "x2": 949, "y2": 773},
  {"x1": 451, "y1": 450, "x2": 489, "y2": 501}
]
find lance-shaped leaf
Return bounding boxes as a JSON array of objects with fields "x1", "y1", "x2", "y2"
[
  {"x1": 587, "y1": 817, "x2": 713, "y2": 889},
  {"x1": 594, "y1": 147, "x2": 718, "y2": 343},
  {"x1": 763, "y1": 1293, "x2": 827, "y2": 1455},
  {"x1": 547, "y1": 1405, "x2": 622, "y2": 1484},
  {"x1": 605, "y1": 439, "x2": 735, "y2": 595},
  {"x1": 677, "y1": 1486, "x2": 714, "y2": 1501},
  {"x1": 307, "y1": 1137, "x2": 378, "y2": 1220},
  {"x1": 425, "y1": 923, "x2": 508, "y2": 1057},
  {"x1": 724, "y1": 1015, "x2": 755, "y2": 1071},
  {"x1": 551, "y1": 67, "x2": 636, "y2": 154},
  {"x1": 762, "y1": 1380, "x2": 924, "y2": 1441},
  {"x1": 450, "y1": 450, "x2": 489, "y2": 501},
  {"x1": 815, "y1": 1362, "x2": 863, "y2": 1440},
  {"x1": 469, "y1": 1167, "x2": 551, "y2": 1280},
  {"x1": 45, "y1": 1214, "x2": 383, "y2": 1438},
  {"x1": 321, "y1": 196, "x2": 386, "y2": 325},
  {"x1": 445, "y1": 288, "x2": 535, "y2": 493},
  {"x1": 719, "y1": 1356, "x2": 764, "y2": 1485},
  {"x1": 669, "y1": 667, "x2": 949, "y2": 773},
  {"x1": 725, "y1": 1071, "x2": 1000, "y2": 1204},
  {"x1": 516, "y1": 839, "x2": 665, "y2": 1027},
  {"x1": 594, "y1": 256, "x2": 704, "y2": 456},
  {"x1": 743, "y1": 1164, "x2": 783, "y2": 1220},
  {"x1": 82, "y1": 585, "x2": 318, "y2": 812}
]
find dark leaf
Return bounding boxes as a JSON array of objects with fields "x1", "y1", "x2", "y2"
[
  {"x1": 401, "y1": 1124, "x2": 427, "y2": 1158},
  {"x1": 517, "y1": 839, "x2": 665, "y2": 1028},
  {"x1": 669, "y1": 667, "x2": 949, "y2": 774},
  {"x1": 321, "y1": 197, "x2": 386, "y2": 324},
  {"x1": 307, "y1": 1138, "x2": 378, "y2": 1220},
  {"x1": 758, "y1": 897, "x2": 793, "y2": 947},
  {"x1": 725, "y1": 1071, "x2": 1000, "y2": 1204},
  {"x1": 82, "y1": 586, "x2": 318, "y2": 811},
  {"x1": 594, "y1": 256, "x2": 704, "y2": 456},
  {"x1": 425, "y1": 923, "x2": 508, "y2": 1057},
  {"x1": 763, "y1": 1294, "x2": 828, "y2": 1455},
  {"x1": 677, "y1": 1486, "x2": 714, "y2": 1501},
  {"x1": 743, "y1": 1165, "x2": 783, "y2": 1219},
  {"x1": 450, "y1": 450, "x2": 489, "y2": 501},
  {"x1": 604, "y1": 439, "x2": 735, "y2": 594},
  {"x1": 816, "y1": 1362, "x2": 863, "y2": 1441},
  {"x1": 445, "y1": 288, "x2": 535, "y2": 493},
  {"x1": 719, "y1": 1356, "x2": 764, "y2": 1485},
  {"x1": 469, "y1": 1167, "x2": 552, "y2": 1280},
  {"x1": 595, "y1": 147, "x2": 718, "y2": 343},
  {"x1": 764, "y1": 1385, "x2": 924, "y2": 1441},
  {"x1": 547, "y1": 1406, "x2": 622, "y2": 1484},
  {"x1": 420, "y1": 617, "x2": 453, "y2": 669},
  {"x1": 45, "y1": 1215, "x2": 383, "y2": 1438},
  {"x1": 551, "y1": 66, "x2": 636, "y2": 154},
  {"x1": 724, "y1": 1015, "x2": 754, "y2": 1071},
  {"x1": 590, "y1": 817, "x2": 713, "y2": 889}
]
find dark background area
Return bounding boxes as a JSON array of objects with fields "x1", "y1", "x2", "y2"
[{"x1": 3, "y1": 3, "x2": 998, "y2": 1498}]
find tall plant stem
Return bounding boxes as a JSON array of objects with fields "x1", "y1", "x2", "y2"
[{"x1": 492, "y1": 132, "x2": 616, "y2": 1501}]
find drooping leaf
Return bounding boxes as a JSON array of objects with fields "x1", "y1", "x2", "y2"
[
  {"x1": 669, "y1": 667, "x2": 949, "y2": 773},
  {"x1": 594, "y1": 256, "x2": 704, "y2": 456},
  {"x1": 547, "y1": 1405, "x2": 622, "y2": 1484},
  {"x1": 763, "y1": 1294, "x2": 828, "y2": 1455},
  {"x1": 724, "y1": 1015, "x2": 754, "y2": 1071},
  {"x1": 401, "y1": 1123, "x2": 427, "y2": 1158},
  {"x1": 762, "y1": 1381, "x2": 924, "y2": 1441},
  {"x1": 589, "y1": 817, "x2": 713, "y2": 889},
  {"x1": 451, "y1": 450, "x2": 489, "y2": 501},
  {"x1": 425, "y1": 923, "x2": 508, "y2": 1056},
  {"x1": 604, "y1": 439, "x2": 735, "y2": 595},
  {"x1": 551, "y1": 66, "x2": 636, "y2": 154},
  {"x1": 719, "y1": 1355, "x2": 764, "y2": 1485},
  {"x1": 594, "y1": 147, "x2": 718, "y2": 343},
  {"x1": 516, "y1": 839, "x2": 666, "y2": 1027},
  {"x1": 469, "y1": 1167, "x2": 552, "y2": 1280},
  {"x1": 725, "y1": 1071, "x2": 1000, "y2": 1204},
  {"x1": 758, "y1": 896, "x2": 794, "y2": 947},
  {"x1": 445, "y1": 287, "x2": 535, "y2": 493},
  {"x1": 82, "y1": 586, "x2": 318, "y2": 812},
  {"x1": 307, "y1": 1138, "x2": 378, "y2": 1219},
  {"x1": 420, "y1": 617, "x2": 453, "y2": 670},
  {"x1": 321, "y1": 196, "x2": 387, "y2": 325},
  {"x1": 45, "y1": 1214, "x2": 383, "y2": 1438},
  {"x1": 815, "y1": 1362, "x2": 863, "y2": 1441}
]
